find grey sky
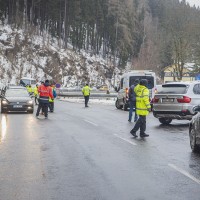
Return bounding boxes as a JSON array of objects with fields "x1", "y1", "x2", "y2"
[{"x1": 187, "y1": 0, "x2": 200, "y2": 7}]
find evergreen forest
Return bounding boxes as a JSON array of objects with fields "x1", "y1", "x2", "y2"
[{"x1": 0, "y1": 0, "x2": 200, "y2": 79}]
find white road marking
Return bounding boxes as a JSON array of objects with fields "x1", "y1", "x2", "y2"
[
  {"x1": 168, "y1": 163, "x2": 200, "y2": 185},
  {"x1": 84, "y1": 119, "x2": 98, "y2": 127},
  {"x1": 114, "y1": 134, "x2": 137, "y2": 146}
]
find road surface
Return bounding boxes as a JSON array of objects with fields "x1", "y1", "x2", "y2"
[{"x1": 0, "y1": 100, "x2": 199, "y2": 200}]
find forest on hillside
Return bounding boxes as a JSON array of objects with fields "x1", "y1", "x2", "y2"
[{"x1": 0, "y1": 0, "x2": 200, "y2": 80}]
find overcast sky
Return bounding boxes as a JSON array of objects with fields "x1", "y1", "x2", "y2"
[{"x1": 187, "y1": 0, "x2": 200, "y2": 7}]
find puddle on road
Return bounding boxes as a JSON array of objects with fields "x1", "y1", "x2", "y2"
[{"x1": 0, "y1": 115, "x2": 8, "y2": 143}]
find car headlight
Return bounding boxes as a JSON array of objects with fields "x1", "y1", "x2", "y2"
[
  {"x1": 2, "y1": 100, "x2": 8, "y2": 105},
  {"x1": 27, "y1": 100, "x2": 33, "y2": 104}
]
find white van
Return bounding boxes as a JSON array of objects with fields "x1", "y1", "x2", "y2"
[
  {"x1": 115, "y1": 70, "x2": 156, "y2": 110},
  {"x1": 19, "y1": 77, "x2": 37, "y2": 87}
]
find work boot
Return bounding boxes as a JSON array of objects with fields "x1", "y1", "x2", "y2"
[
  {"x1": 130, "y1": 130, "x2": 138, "y2": 138},
  {"x1": 140, "y1": 133, "x2": 149, "y2": 138}
]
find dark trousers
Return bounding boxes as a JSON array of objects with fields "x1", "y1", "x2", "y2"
[
  {"x1": 132, "y1": 115, "x2": 146, "y2": 134},
  {"x1": 129, "y1": 101, "x2": 138, "y2": 122},
  {"x1": 35, "y1": 96, "x2": 39, "y2": 105},
  {"x1": 84, "y1": 96, "x2": 89, "y2": 107},
  {"x1": 36, "y1": 102, "x2": 49, "y2": 117},
  {"x1": 49, "y1": 102, "x2": 54, "y2": 112}
]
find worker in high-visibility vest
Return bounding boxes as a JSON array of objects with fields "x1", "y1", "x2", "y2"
[
  {"x1": 49, "y1": 84, "x2": 57, "y2": 112},
  {"x1": 130, "y1": 79, "x2": 151, "y2": 138},
  {"x1": 33, "y1": 84, "x2": 39, "y2": 105},
  {"x1": 82, "y1": 83, "x2": 92, "y2": 107}
]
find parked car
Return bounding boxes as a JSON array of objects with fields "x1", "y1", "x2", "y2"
[
  {"x1": 1, "y1": 89, "x2": 34, "y2": 113},
  {"x1": 152, "y1": 81, "x2": 200, "y2": 125},
  {"x1": 8, "y1": 86, "x2": 27, "y2": 90},
  {"x1": 189, "y1": 105, "x2": 200, "y2": 153},
  {"x1": 98, "y1": 85, "x2": 108, "y2": 91}
]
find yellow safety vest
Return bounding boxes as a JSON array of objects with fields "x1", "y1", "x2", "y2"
[
  {"x1": 134, "y1": 85, "x2": 151, "y2": 116},
  {"x1": 27, "y1": 87, "x2": 32, "y2": 93},
  {"x1": 34, "y1": 87, "x2": 39, "y2": 96},
  {"x1": 82, "y1": 86, "x2": 91, "y2": 96}
]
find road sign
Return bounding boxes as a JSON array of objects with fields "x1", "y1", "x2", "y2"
[{"x1": 56, "y1": 83, "x2": 61, "y2": 88}]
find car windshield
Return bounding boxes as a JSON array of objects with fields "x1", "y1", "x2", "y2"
[
  {"x1": 158, "y1": 84, "x2": 189, "y2": 94},
  {"x1": 6, "y1": 89, "x2": 29, "y2": 97},
  {"x1": 129, "y1": 76, "x2": 154, "y2": 89},
  {"x1": 31, "y1": 80, "x2": 37, "y2": 84},
  {"x1": 20, "y1": 79, "x2": 31, "y2": 85}
]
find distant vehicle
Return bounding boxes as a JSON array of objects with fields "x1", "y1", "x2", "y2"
[
  {"x1": 1, "y1": 89, "x2": 34, "y2": 113},
  {"x1": 115, "y1": 70, "x2": 156, "y2": 111},
  {"x1": 189, "y1": 105, "x2": 200, "y2": 153},
  {"x1": 98, "y1": 85, "x2": 108, "y2": 91},
  {"x1": 152, "y1": 81, "x2": 200, "y2": 125},
  {"x1": 19, "y1": 77, "x2": 37, "y2": 87}
]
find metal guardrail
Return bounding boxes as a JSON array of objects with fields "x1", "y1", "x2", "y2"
[{"x1": 57, "y1": 89, "x2": 117, "y2": 98}]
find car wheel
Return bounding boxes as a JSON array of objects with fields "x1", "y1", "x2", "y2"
[
  {"x1": 190, "y1": 127, "x2": 200, "y2": 153},
  {"x1": 115, "y1": 99, "x2": 123, "y2": 109},
  {"x1": 159, "y1": 118, "x2": 172, "y2": 125}
]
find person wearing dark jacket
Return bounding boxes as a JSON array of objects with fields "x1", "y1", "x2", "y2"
[
  {"x1": 36, "y1": 80, "x2": 53, "y2": 119},
  {"x1": 128, "y1": 79, "x2": 139, "y2": 122}
]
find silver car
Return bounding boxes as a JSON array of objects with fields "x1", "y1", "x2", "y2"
[{"x1": 152, "y1": 81, "x2": 200, "y2": 124}]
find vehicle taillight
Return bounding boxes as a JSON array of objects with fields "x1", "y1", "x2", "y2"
[
  {"x1": 177, "y1": 96, "x2": 191, "y2": 103},
  {"x1": 152, "y1": 97, "x2": 159, "y2": 103},
  {"x1": 126, "y1": 88, "x2": 129, "y2": 98}
]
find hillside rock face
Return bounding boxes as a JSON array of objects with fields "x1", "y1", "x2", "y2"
[{"x1": 0, "y1": 23, "x2": 120, "y2": 87}]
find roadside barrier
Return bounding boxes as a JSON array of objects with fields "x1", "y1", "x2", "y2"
[{"x1": 57, "y1": 89, "x2": 117, "y2": 98}]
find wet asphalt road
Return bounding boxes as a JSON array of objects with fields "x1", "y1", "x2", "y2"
[{"x1": 0, "y1": 100, "x2": 200, "y2": 200}]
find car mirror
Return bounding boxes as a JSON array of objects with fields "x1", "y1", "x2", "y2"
[{"x1": 193, "y1": 106, "x2": 200, "y2": 112}]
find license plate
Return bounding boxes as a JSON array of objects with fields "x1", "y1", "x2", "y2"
[
  {"x1": 13, "y1": 105, "x2": 23, "y2": 108},
  {"x1": 162, "y1": 98, "x2": 174, "y2": 103}
]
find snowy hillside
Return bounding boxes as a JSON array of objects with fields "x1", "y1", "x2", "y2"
[{"x1": 0, "y1": 22, "x2": 121, "y2": 88}]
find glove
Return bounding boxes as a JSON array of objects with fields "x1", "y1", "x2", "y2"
[{"x1": 148, "y1": 108, "x2": 151, "y2": 112}]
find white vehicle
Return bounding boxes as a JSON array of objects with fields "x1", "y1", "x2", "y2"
[
  {"x1": 19, "y1": 77, "x2": 37, "y2": 87},
  {"x1": 115, "y1": 70, "x2": 156, "y2": 110}
]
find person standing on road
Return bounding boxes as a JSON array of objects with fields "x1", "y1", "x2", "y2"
[
  {"x1": 34, "y1": 84, "x2": 39, "y2": 105},
  {"x1": 128, "y1": 79, "x2": 139, "y2": 122},
  {"x1": 130, "y1": 79, "x2": 151, "y2": 138},
  {"x1": 82, "y1": 83, "x2": 91, "y2": 107},
  {"x1": 49, "y1": 84, "x2": 57, "y2": 112},
  {"x1": 36, "y1": 80, "x2": 53, "y2": 119},
  {"x1": 27, "y1": 85, "x2": 33, "y2": 95}
]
